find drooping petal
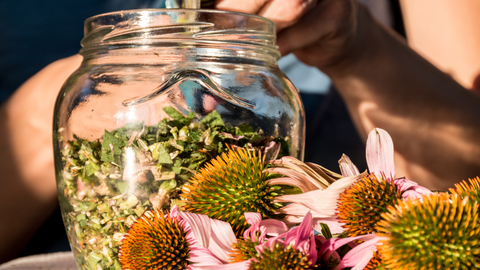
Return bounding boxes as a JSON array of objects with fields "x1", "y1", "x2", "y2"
[
  {"x1": 188, "y1": 260, "x2": 251, "y2": 270},
  {"x1": 333, "y1": 236, "x2": 383, "y2": 270},
  {"x1": 284, "y1": 212, "x2": 317, "y2": 265},
  {"x1": 179, "y1": 207, "x2": 237, "y2": 264},
  {"x1": 394, "y1": 178, "x2": 432, "y2": 201},
  {"x1": 267, "y1": 168, "x2": 323, "y2": 192},
  {"x1": 366, "y1": 128, "x2": 395, "y2": 179},
  {"x1": 188, "y1": 246, "x2": 224, "y2": 266},
  {"x1": 318, "y1": 234, "x2": 378, "y2": 261},
  {"x1": 180, "y1": 210, "x2": 212, "y2": 248},
  {"x1": 243, "y1": 212, "x2": 289, "y2": 242},
  {"x1": 338, "y1": 154, "x2": 360, "y2": 177},
  {"x1": 275, "y1": 174, "x2": 363, "y2": 218},
  {"x1": 209, "y1": 218, "x2": 238, "y2": 263},
  {"x1": 258, "y1": 219, "x2": 289, "y2": 237},
  {"x1": 313, "y1": 218, "x2": 345, "y2": 235},
  {"x1": 267, "y1": 156, "x2": 341, "y2": 190}
]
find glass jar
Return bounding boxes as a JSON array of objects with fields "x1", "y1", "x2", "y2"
[{"x1": 53, "y1": 9, "x2": 305, "y2": 270}]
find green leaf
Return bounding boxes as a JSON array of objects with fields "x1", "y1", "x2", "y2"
[
  {"x1": 320, "y1": 223, "x2": 333, "y2": 239},
  {"x1": 101, "y1": 130, "x2": 125, "y2": 163},
  {"x1": 160, "y1": 179, "x2": 177, "y2": 191},
  {"x1": 157, "y1": 144, "x2": 173, "y2": 164},
  {"x1": 85, "y1": 162, "x2": 99, "y2": 177},
  {"x1": 185, "y1": 111, "x2": 196, "y2": 125},
  {"x1": 238, "y1": 123, "x2": 255, "y2": 134},
  {"x1": 164, "y1": 106, "x2": 186, "y2": 122},
  {"x1": 115, "y1": 181, "x2": 128, "y2": 194},
  {"x1": 200, "y1": 110, "x2": 224, "y2": 127}
]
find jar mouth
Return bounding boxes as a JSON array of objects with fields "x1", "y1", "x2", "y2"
[{"x1": 82, "y1": 9, "x2": 278, "y2": 54}]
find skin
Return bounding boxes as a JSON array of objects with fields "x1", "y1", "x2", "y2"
[
  {"x1": 2, "y1": 0, "x2": 480, "y2": 261},
  {"x1": 399, "y1": 0, "x2": 480, "y2": 91},
  {"x1": 0, "y1": 55, "x2": 82, "y2": 262}
]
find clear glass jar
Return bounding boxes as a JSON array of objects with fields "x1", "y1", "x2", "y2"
[{"x1": 53, "y1": 9, "x2": 305, "y2": 269}]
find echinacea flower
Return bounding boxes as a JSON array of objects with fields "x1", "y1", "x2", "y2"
[
  {"x1": 337, "y1": 128, "x2": 432, "y2": 236},
  {"x1": 364, "y1": 128, "x2": 431, "y2": 200},
  {"x1": 228, "y1": 211, "x2": 318, "y2": 269},
  {"x1": 181, "y1": 147, "x2": 284, "y2": 237},
  {"x1": 119, "y1": 205, "x2": 237, "y2": 269},
  {"x1": 230, "y1": 212, "x2": 288, "y2": 263},
  {"x1": 266, "y1": 156, "x2": 366, "y2": 234},
  {"x1": 317, "y1": 233, "x2": 382, "y2": 270},
  {"x1": 376, "y1": 193, "x2": 480, "y2": 269},
  {"x1": 248, "y1": 212, "x2": 318, "y2": 269},
  {"x1": 450, "y1": 176, "x2": 480, "y2": 203}
]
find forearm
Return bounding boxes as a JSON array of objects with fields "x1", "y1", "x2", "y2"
[
  {"x1": 323, "y1": 10, "x2": 480, "y2": 190},
  {"x1": 399, "y1": 0, "x2": 480, "y2": 90},
  {"x1": 0, "y1": 55, "x2": 82, "y2": 262},
  {"x1": 0, "y1": 106, "x2": 58, "y2": 262}
]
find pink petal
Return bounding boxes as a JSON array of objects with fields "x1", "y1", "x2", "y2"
[
  {"x1": 366, "y1": 128, "x2": 396, "y2": 179},
  {"x1": 243, "y1": 212, "x2": 262, "y2": 241},
  {"x1": 313, "y1": 218, "x2": 345, "y2": 235},
  {"x1": 209, "y1": 218, "x2": 237, "y2": 263},
  {"x1": 245, "y1": 212, "x2": 262, "y2": 226},
  {"x1": 285, "y1": 212, "x2": 313, "y2": 249},
  {"x1": 275, "y1": 175, "x2": 361, "y2": 218},
  {"x1": 266, "y1": 169, "x2": 323, "y2": 192},
  {"x1": 338, "y1": 154, "x2": 360, "y2": 177},
  {"x1": 188, "y1": 246, "x2": 224, "y2": 266},
  {"x1": 394, "y1": 178, "x2": 432, "y2": 201},
  {"x1": 319, "y1": 234, "x2": 378, "y2": 260},
  {"x1": 189, "y1": 260, "x2": 251, "y2": 270},
  {"x1": 259, "y1": 219, "x2": 289, "y2": 237},
  {"x1": 333, "y1": 236, "x2": 382, "y2": 270},
  {"x1": 180, "y1": 211, "x2": 212, "y2": 248}
]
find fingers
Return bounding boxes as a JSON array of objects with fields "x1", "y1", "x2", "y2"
[
  {"x1": 215, "y1": 0, "x2": 271, "y2": 14},
  {"x1": 277, "y1": 0, "x2": 356, "y2": 58},
  {"x1": 215, "y1": 0, "x2": 317, "y2": 31},
  {"x1": 257, "y1": 0, "x2": 318, "y2": 31}
]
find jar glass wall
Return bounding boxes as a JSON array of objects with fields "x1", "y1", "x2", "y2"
[{"x1": 53, "y1": 9, "x2": 304, "y2": 269}]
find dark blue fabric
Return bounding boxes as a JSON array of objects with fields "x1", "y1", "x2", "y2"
[{"x1": 0, "y1": 0, "x2": 169, "y2": 103}]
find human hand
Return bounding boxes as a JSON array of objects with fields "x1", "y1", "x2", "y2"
[{"x1": 214, "y1": 0, "x2": 375, "y2": 71}]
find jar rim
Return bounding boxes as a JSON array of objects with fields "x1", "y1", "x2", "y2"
[{"x1": 82, "y1": 8, "x2": 278, "y2": 51}]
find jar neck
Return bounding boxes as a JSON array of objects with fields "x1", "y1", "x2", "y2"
[
  {"x1": 80, "y1": 42, "x2": 279, "y2": 66},
  {"x1": 80, "y1": 9, "x2": 280, "y2": 65}
]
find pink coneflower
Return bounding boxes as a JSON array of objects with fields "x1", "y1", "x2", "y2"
[
  {"x1": 248, "y1": 212, "x2": 318, "y2": 269},
  {"x1": 335, "y1": 128, "x2": 432, "y2": 268},
  {"x1": 365, "y1": 128, "x2": 431, "y2": 200},
  {"x1": 119, "y1": 205, "x2": 237, "y2": 269},
  {"x1": 266, "y1": 156, "x2": 366, "y2": 234},
  {"x1": 228, "y1": 211, "x2": 317, "y2": 269}
]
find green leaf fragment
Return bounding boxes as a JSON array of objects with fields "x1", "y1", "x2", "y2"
[
  {"x1": 320, "y1": 223, "x2": 333, "y2": 239},
  {"x1": 200, "y1": 110, "x2": 224, "y2": 127},
  {"x1": 101, "y1": 130, "x2": 125, "y2": 163},
  {"x1": 155, "y1": 143, "x2": 173, "y2": 164},
  {"x1": 163, "y1": 106, "x2": 186, "y2": 122},
  {"x1": 160, "y1": 179, "x2": 177, "y2": 191}
]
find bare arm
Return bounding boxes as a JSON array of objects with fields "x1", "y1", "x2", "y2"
[
  {"x1": 399, "y1": 0, "x2": 480, "y2": 90},
  {"x1": 0, "y1": 55, "x2": 82, "y2": 262},
  {"x1": 216, "y1": 0, "x2": 480, "y2": 190},
  {"x1": 322, "y1": 9, "x2": 480, "y2": 190}
]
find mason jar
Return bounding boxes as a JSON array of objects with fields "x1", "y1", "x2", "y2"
[{"x1": 53, "y1": 9, "x2": 305, "y2": 269}]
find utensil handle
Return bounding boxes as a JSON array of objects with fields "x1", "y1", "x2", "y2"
[{"x1": 184, "y1": 0, "x2": 201, "y2": 9}]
